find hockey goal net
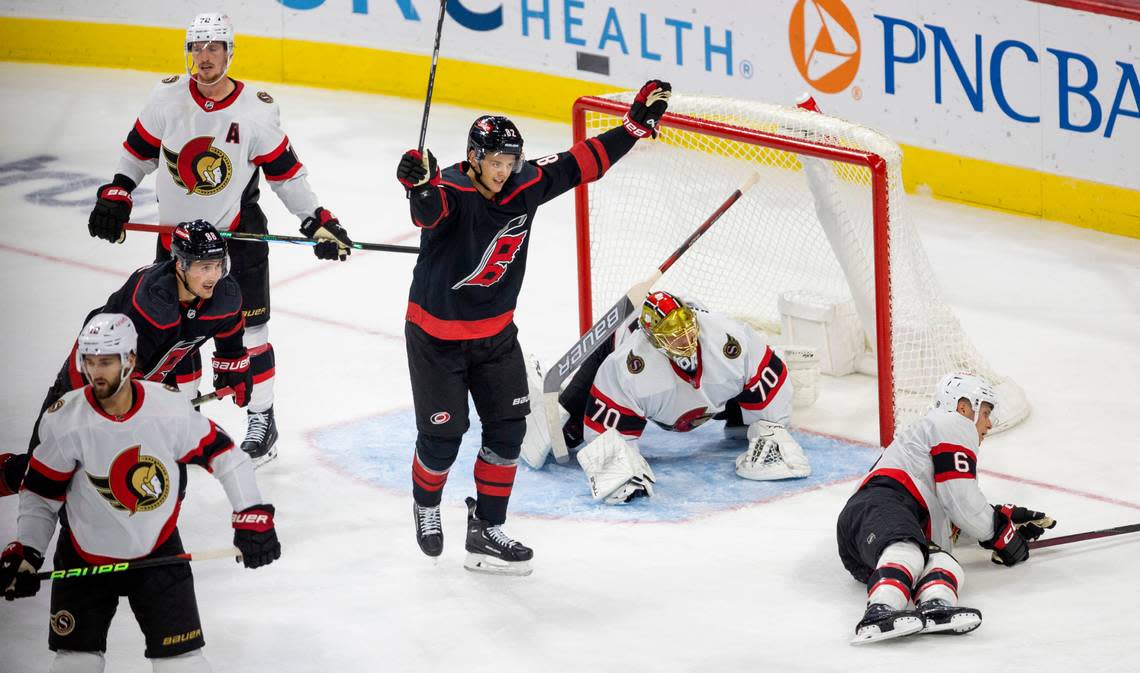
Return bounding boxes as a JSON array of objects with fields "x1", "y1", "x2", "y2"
[{"x1": 572, "y1": 93, "x2": 1029, "y2": 446}]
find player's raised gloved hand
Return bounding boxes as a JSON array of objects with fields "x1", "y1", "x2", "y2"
[
  {"x1": 982, "y1": 504, "x2": 1043, "y2": 566},
  {"x1": 212, "y1": 350, "x2": 252, "y2": 408},
  {"x1": 397, "y1": 149, "x2": 440, "y2": 191},
  {"x1": 0, "y1": 452, "x2": 29, "y2": 497},
  {"x1": 622, "y1": 80, "x2": 672, "y2": 139},
  {"x1": 300, "y1": 207, "x2": 352, "y2": 261},
  {"x1": 1, "y1": 542, "x2": 44, "y2": 601},
  {"x1": 232, "y1": 504, "x2": 280, "y2": 569},
  {"x1": 88, "y1": 174, "x2": 136, "y2": 244}
]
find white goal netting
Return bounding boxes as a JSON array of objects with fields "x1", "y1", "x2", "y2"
[{"x1": 575, "y1": 93, "x2": 1028, "y2": 444}]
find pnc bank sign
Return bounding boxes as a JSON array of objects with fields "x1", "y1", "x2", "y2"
[{"x1": 788, "y1": 0, "x2": 1139, "y2": 138}]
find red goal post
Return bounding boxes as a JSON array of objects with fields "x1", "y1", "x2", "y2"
[{"x1": 571, "y1": 93, "x2": 1028, "y2": 447}]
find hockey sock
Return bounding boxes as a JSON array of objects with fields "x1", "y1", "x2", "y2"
[
  {"x1": 914, "y1": 550, "x2": 964, "y2": 606},
  {"x1": 473, "y1": 448, "x2": 518, "y2": 525},
  {"x1": 247, "y1": 343, "x2": 275, "y2": 413},
  {"x1": 412, "y1": 433, "x2": 460, "y2": 507},
  {"x1": 866, "y1": 541, "x2": 924, "y2": 610}
]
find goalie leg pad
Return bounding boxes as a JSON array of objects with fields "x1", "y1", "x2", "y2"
[
  {"x1": 735, "y1": 421, "x2": 811, "y2": 480},
  {"x1": 520, "y1": 355, "x2": 553, "y2": 469},
  {"x1": 576, "y1": 429, "x2": 656, "y2": 504}
]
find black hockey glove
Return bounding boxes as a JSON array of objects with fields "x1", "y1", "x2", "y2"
[
  {"x1": 622, "y1": 80, "x2": 672, "y2": 139},
  {"x1": 300, "y1": 207, "x2": 352, "y2": 261},
  {"x1": 982, "y1": 504, "x2": 1040, "y2": 566},
  {"x1": 212, "y1": 350, "x2": 252, "y2": 408},
  {"x1": 1, "y1": 542, "x2": 44, "y2": 601},
  {"x1": 397, "y1": 149, "x2": 440, "y2": 192},
  {"x1": 88, "y1": 174, "x2": 136, "y2": 244},
  {"x1": 0, "y1": 452, "x2": 29, "y2": 497},
  {"x1": 232, "y1": 504, "x2": 281, "y2": 569}
]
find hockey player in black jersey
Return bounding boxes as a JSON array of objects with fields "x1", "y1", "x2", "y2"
[
  {"x1": 395, "y1": 79, "x2": 672, "y2": 574},
  {"x1": 0, "y1": 220, "x2": 253, "y2": 497}
]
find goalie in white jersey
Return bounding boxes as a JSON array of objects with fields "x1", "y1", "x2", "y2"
[
  {"x1": 0, "y1": 313, "x2": 281, "y2": 673},
  {"x1": 85, "y1": 13, "x2": 354, "y2": 466},
  {"x1": 836, "y1": 373, "x2": 1056, "y2": 644},
  {"x1": 527, "y1": 290, "x2": 810, "y2": 504}
]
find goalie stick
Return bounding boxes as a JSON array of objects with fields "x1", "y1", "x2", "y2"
[
  {"x1": 36, "y1": 547, "x2": 242, "y2": 581},
  {"x1": 1028, "y1": 522, "x2": 1140, "y2": 550},
  {"x1": 544, "y1": 172, "x2": 762, "y2": 464},
  {"x1": 123, "y1": 223, "x2": 419, "y2": 255}
]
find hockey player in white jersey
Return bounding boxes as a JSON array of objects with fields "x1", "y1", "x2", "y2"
[
  {"x1": 0, "y1": 313, "x2": 281, "y2": 672},
  {"x1": 528, "y1": 290, "x2": 810, "y2": 504},
  {"x1": 836, "y1": 373, "x2": 1055, "y2": 644},
  {"x1": 86, "y1": 13, "x2": 354, "y2": 466}
]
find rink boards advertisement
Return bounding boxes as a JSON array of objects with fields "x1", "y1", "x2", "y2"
[{"x1": 0, "y1": 0, "x2": 1137, "y2": 235}]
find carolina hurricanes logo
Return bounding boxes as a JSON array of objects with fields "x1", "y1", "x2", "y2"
[
  {"x1": 452, "y1": 215, "x2": 529, "y2": 289},
  {"x1": 87, "y1": 446, "x2": 170, "y2": 515},
  {"x1": 162, "y1": 136, "x2": 233, "y2": 196}
]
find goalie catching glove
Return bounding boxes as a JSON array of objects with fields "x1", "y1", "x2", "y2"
[
  {"x1": 622, "y1": 80, "x2": 672, "y2": 139},
  {"x1": 735, "y1": 421, "x2": 811, "y2": 481},
  {"x1": 576, "y1": 429, "x2": 656, "y2": 504},
  {"x1": 300, "y1": 207, "x2": 352, "y2": 261}
]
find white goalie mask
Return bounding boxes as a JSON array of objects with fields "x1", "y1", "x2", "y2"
[
  {"x1": 185, "y1": 13, "x2": 234, "y2": 84},
  {"x1": 76, "y1": 313, "x2": 138, "y2": 395},
  {"x1": 932, "y1": 372, "x2": 998, "y2": 423}
]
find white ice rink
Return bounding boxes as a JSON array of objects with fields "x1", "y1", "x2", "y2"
[{"x1": 1, "y1": 63, "x2": 1139, "y2": 672}]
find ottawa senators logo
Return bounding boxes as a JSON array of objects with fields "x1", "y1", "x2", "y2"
[
  {"x1": 257, "y1": 91, "x2": 274, "y2": 104},
  {"x1": 162, "y1": 136, "x2": 233, "y2": 196},
  {"x1": 162, "y1": 75, "x2": 179, "y2": 84},
  {"x1": 87, "y1": 446, "x2": 170, "y2": 515},
  {"x1": 626, "y1": 351, "x2": 645, "y2": 374},
  {"x1": 51, "y1": 610, "x2": 76, "y2": 636},
  {"x1": 723, "y1": 334, "x2": 742, "y2": 359},
  {"x1": 46, "y1": 398, "x2": 65, "y2": 413}
]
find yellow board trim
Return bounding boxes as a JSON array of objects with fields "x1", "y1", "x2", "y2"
[{"x1": 1, "y1": 17, "x2": 1136, "y2": 238}]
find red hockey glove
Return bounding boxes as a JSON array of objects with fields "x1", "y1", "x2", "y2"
[
  {"x1": 622, "y1": 80, "x2": 672, "y2": 139},
  {"x1": 232, "y1": 505, "x2": 280, "y2": 569},
  {"x1": 212, "y1": 351, "x2": 252, "y2": 408}
]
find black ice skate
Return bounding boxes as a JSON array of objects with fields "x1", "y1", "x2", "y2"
[
  {"x1": 917, "y1": 599, "x2": 982, "y2": 635},
  {"x1": 242, "y1": 407, "x2": 278, "y2": 468},
  {"x1": 413, "y1": 502, "x2": 443, "y2": 557},
  {"x1": 463, "y1": 497, "x2": 533, "y2": 576},
  {"x1": 850, "y1": 603, "x2": 924, "y2": 645}
]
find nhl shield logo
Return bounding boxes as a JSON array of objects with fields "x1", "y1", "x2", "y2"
[
  {"x1": 162, "y1": 136, "x2": 233, "y2": 196},
  {"x1": 87, "y1": 446, "x2": 170, "y2": 515}
]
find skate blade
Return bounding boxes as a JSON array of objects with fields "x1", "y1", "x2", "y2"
[
  {"x1": 463, "y1": 552, "x2": 533, "y2": 577},
  {"x1": 248, "y1": 446, "x2": 279, "y2": 470},
  {"x1": 921, "y1": 613, "x2": 982, "y2": 635},
  {"x1": 850, "y1": 616, "x2": 924, "y2": 645}
]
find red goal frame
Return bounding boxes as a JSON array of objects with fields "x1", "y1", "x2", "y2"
[{"x1": 571, "y1": 95, "x2": 898, "y2": 446}]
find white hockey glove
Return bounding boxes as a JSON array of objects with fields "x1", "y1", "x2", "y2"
[
  {"x1": 735, "y1": 421, "x2": 811, "y2": 481},
  {"x1": 576, "y1": 429, "x2": 656, "y2": 504},
  {"x1": 519, "y1": 355, "x2": 569, "y2": 469}
]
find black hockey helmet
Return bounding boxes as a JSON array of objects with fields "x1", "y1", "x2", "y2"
[
  {"x1": 468, "y1": 115, "x2": 525, "y2": 173},
  {"x1": 171, "y1": 219, "x2": 229, "y2": 276}
]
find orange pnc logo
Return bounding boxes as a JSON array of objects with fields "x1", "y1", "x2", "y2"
[{"x1": 789, "y1": 0, "x2": 861, "y2": 94}]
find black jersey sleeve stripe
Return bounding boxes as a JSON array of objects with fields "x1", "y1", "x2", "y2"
[
  {"x1": 179, "y1": 421, "x2": 236, "y2": 470},
  {"x1": 123, "y1": 119, "x2": 160, "y2": 161},
  {"x1": 583, "y1": 385, "x2": 647, "y2": 438},
  {"x1": 23, "y1": 457, "x2": 75, "y2": 501},
  {"x1": 930, "y1": 443, "x2": 978, "y2": 483},
  {"x1": 257, "y1": 138, "x2": 303, "y2": 181}
]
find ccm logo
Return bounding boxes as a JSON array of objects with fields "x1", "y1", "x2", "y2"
[
  {"x1": 232, "y1": 513, "x2": 269, "y2": 525},
  {"x1": 430, "y1": 411, "x2": 451, "y2": 425}
]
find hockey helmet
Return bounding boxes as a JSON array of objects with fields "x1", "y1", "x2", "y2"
[
  {"x1": 932, "y1": 372, "x2": 998, "y2": 422},
  {"x1": 640, "y1": 290, "x2": 700, "y2": 358},
  {"x1": 185, "y1": 13, "x2": 234, "y2": 83},
  {"x1": 468, "y1": 115, "x2": 525, "y2": 173},
  {"x1": 171, "y1": 219, "x2": 229, "y2": 277},
  {"x1": 76, "y1": 313, "x2": 138, "y2": 389}
]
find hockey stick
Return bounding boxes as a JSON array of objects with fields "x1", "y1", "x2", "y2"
[
  {"x1": 192, "y1": 387, "x2": 233, "y2": 406},
  {"x1": 418, "y1": 0, "x2": 448, "y2": 153},
  {"x1": 1028, "y1": 522, "x2": 1140, "y2": 550},
  {"x1": 123, "y1": 223, "x2": 420, "y2": 255},
  {"x1": 544, "y1": 172, "x2": 762, "y2": 464},
  {"x1": 36, "y1": 547, "x2": 242, "y2": 581}
]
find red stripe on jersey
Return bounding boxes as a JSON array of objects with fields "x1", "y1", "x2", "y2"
[
  {"x1": 28, "y1": 456, "x2": 75, "y2": 482},
  {"x1": 252, "y1": 368, "x2": 276, "y2": 385},
  {"x1": 934, "y1": 471, "x2": 976, "y2": 483},
  {"x1": 413, "y1": 186, "x2": 450, "y2": 229},
  {"x1": 498, "y1": 169, "x2": 542, "y2": 206},
  {"x1": 253, "y1": 137, "x2": 289, "y2": 165},
  {"x1": 195, "y1": 308, "x2": 241, "y2": 322},
  {"x1": 584, "y1": 385, "x2": 646, "y2": 437},
  {"x1": 215, "y1": 314, "x2": 246, "y2": 339},
  {"x1": 264, "y1": 162, "x2": 302, "y2": 182},
  {"x1": 859, "y1": 468, "x2": 933, "y2": 540},
  {"x1": 133, "y1": 119, "x2": 160, "y2": 147},
  {"x1": 405, "y1": 302, "x2": 513, "y2": 341},
  {"x1": 122, "y1": 140, "x2": 151, "y2": 161},
  {"x1": 589, "y1": 385, "x2": 640, "y2": 418},
  {"x1": 569, "y1": 141, "x2": 600, "y2": 182},
  {"x1": 739, "y1": 348, "x2": 788, "y2": 410},
  {"x1": 931, "y1": 443, "x2": 976, "y2": 460},
  {"x1": 179, "y1": 422, "x2": 219, "y2": 464},
  {"x1": 587, "y1": 137, "x2": 612, "y2": 174}
]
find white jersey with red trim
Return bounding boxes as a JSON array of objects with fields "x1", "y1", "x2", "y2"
[
  {"x1": 858, "y1": 409, "x2": 997, "y2": 549},
  {"x1": 582, "y1": 311, "x2": 793, "y2": 447},
  {"x1": 17, "y1": 381, "x2": 262, "y2": 562},
  {"x1": 116, "y1": 75, "x2": 318, "y2": 230}
]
